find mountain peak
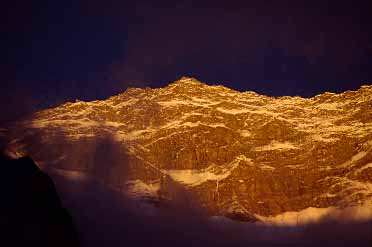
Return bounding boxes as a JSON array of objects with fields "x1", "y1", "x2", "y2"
[{"x1": 171, "y1": 77, "x2": 205, "y2": 86}]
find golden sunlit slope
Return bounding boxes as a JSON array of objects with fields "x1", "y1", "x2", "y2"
[{"x1": 5, "y1": 77, "x2": 372, "y2": 221}]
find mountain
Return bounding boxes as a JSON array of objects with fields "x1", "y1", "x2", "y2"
[{"x1": 4, "y1": 77, "x2": 372, "y2": 221}]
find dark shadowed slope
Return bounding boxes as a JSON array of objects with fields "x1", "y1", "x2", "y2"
[{"x1": 0, "y1": 155, "x2": 79, "y2": 247}]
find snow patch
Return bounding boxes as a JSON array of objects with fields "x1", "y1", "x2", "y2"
[
  {"x1": 253, "y1": 141, "x2": 298, "y2": 151},
  {"x1": 311, "y1": 135, "x2": 339, "y2": 143},
  {"x1": 165, "y1": 155, "x2": 248, "y2": 186},
  {"x1": 216, "y1": 107, "x2": 251, "y2": 115},
  {"x1": 114, "y1": 130, "x2": 153, "y2": 141},
  {"x1": 158, "y1": 98, "x2": 218, "y2": 108},
  {"x1": 316, "y1": 102, "x2": 346, "y2": 111},
  {"x1": 256, "y1": 202, "x2": 372, "y2": 226},
  {"x1": 354, "y1": 162, "x2": 372, "y2": 175},
  {"x1": 338, "y1": 151, "x2": 368, "y2": 168},
  {"x1": 125, "y1": 180, "x2": 160, "y2": 198},
  {"x1": 239, "y1": 130, "x2": 251, "y2": 137},
  {"x1": 260, "y1": 164, "x2": 276, "y2": 171}
]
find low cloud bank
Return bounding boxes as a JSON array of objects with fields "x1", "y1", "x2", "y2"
[
  {"x1": 51, "y1": 171, "x2": 372, "y2": 247},
  {"x1": 3, "y1": 129, "x2": 371, "y2": 247}
]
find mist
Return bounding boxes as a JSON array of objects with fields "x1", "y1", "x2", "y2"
[
  {"x1": 49, "y1": 170, "x2": 371, "y2": 247},
  {"x1": 43, "y1": 134, "x2": 371, "y2": 247}
]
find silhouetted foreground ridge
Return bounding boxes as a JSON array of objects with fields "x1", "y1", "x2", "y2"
[{"x1": 0, "y1": 155, "x2": 79, "y2": 247}]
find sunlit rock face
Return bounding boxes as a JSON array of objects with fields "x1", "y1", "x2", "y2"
[{"x1": 5, "y1": 77, "x2": 372, "y2": 220}]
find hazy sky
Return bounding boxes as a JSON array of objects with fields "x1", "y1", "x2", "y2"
[{"x1": 3, "y1": 0, "x2": 372, "y2": 122}]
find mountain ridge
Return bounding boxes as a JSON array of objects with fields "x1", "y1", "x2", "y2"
[
  {"x1": 42, "y1": 77, "x2": 372, "y2": 109},
  {"x1": 4, "y1": 77, "x2": 372, "y2": 221}
]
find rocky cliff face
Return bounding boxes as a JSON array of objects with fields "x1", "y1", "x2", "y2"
[{"x1": 4, "y1": 77, "x2": 372, "y2": 220}]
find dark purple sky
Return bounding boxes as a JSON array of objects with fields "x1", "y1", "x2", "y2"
[{"x1": 3, "y1": 0, "x2": 372, "y2": 123}]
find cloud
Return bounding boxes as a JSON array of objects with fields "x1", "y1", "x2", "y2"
[
  {"x1": 51, "y1": 169, "x2": 372, "y2": 247},
  {"x1": 0, "y1": 88, "x2": 39, "y2": 124},
  {"x1": 43, "y1": 131, "x2": 371, "y2": 247}
]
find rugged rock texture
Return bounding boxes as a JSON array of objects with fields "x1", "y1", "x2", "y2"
[{"x1": 4, "y1": 77, "x2": 372, "y2": 220}]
